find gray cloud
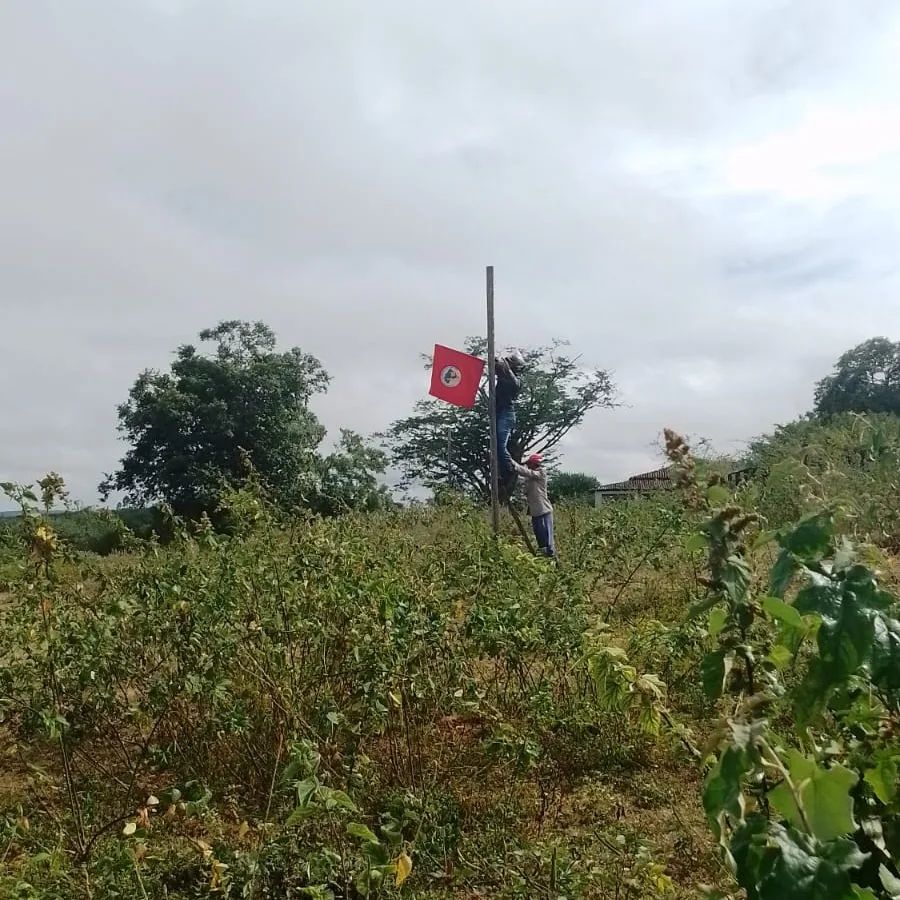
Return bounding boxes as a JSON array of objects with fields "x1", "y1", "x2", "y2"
[{"x1": 3, "y1": 0, "x2": 900, "y2": 501}]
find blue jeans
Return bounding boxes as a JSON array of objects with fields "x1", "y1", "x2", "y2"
[
  {"x1": 496, "y1": 407, "x2": 516, "y2": 475},
  {"x1": 532, "y1": 512, "x2": 555, "y2": 557}
]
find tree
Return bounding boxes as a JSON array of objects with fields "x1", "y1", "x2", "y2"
[
  {"x1": 385, "y1": 339, "x2": 616, "y2": 499},
  {"x1": 548, "y1": 471, "x2": 599, "y2": 505},
  {"x1": 303, "y1": 430, "x2": 394, "y2": 517},
  {"x1": 814, "y1": 337, "x2": 900, "y2": 417},
  {"x1": 101, "y1": 321, "x2": 384, "y2": 517}
]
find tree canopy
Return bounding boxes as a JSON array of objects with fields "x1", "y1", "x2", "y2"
[
  {"x1": 385, "y1": 338, "x2": 615, "y2": 499},
  {"x1": 814, "y1": 337, "x2": 900, "y2": 417},
  {"x1": 101, "y1": 321, "x2": 388, "y2": 516},
  {"x1": 548, "y1": 471, "x2": 599, "y2": 504}
]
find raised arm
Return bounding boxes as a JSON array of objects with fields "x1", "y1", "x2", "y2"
[{"x1": 510, "y1": 460, "x2": 540, "y2": 479}]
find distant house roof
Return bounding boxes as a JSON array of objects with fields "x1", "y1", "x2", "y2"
[
  {"x1": 597, "y1": 466, "x2": 675, "y2": 494},
  {"x1": 597, "y1": 464, "x2": 757, "y2": 497}
]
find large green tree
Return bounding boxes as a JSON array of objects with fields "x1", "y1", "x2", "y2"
[
  {"x1": 814, "y1": 337, "x2": 900, "y2": 417},
  {"x1": 385, "y1": 339, "x2": 615, "y2": 499},
  {"x1": 101, "y1": 321, "x2": 388, "y2": 517}
]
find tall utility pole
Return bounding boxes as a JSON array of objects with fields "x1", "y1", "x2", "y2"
[{"x1": 486, "y1": 265, "x2": 501, "y2": 534}]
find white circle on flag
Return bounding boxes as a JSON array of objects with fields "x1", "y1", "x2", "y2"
[{"x1": 440, "y1": 365, "x2": 462, "y2": 388}]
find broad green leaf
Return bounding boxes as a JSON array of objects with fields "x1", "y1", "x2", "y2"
[
  {"x1": 780, "y1": 512, "x2": 834, "y2": 561},
  {"x1": 870, "y1": 612, "x2": 900, "y2": 696},
  {"x1": 767, "y1": 643, "x2": 793, "y2": 670},
  {"x1": 768, "y1": 753, "x2": 859, "y2": 843},
  {"x1": 707, "y1": 484, "x2": 731, "y2": 507},
  {"x1": 395, "y1": 851, "x2": 413, "y2": 886},
  {"x1": 865, "y1": 755, "x2": 898, "y2": 804},
  {"x1": 770, "y1": 549, "x2": 800, "y2": 598},
  {"x1": 852, "y1": 888, "x2": 878, "y2": 900},
  {"x1": 771, "y1": 829, "x2": 866, "y2": 899},
  {"x1": 324, "y1": 789, "x2": 357, "y2": 813},
  {"x1": 721, "y1": 556, "x2": 752, "y2": 605},
  {"x1": 708, "y1": 606, "x2": 727, "y2": 641},
  {"x1": 703, "y1": 746, "x2": 749, "y2": 835},
  {"x1": 794, "y1": 579, "x2": 877, "y2": 709},
  {"x1": 347, "y1": 822, "x2": 379, "y2": 843},
  {"x1": 701, "y1": 649, "x2": 733, "y2": 701},
  {"x1": 295, "y1": 778, "x2": 318, "y2": 805},
  {"x1": 735, "y1": 822, "x2": 866, "y2": 900},
  {"x1": 686, "y1": 532, "x2": 708, "y2": 553},
  {"x1": 688, "y1": 594, "x2": 722, "y2": 621},
  {"x1": 361, "y1": 839, "x2": 391, "y2": 866},
  {"x1": 761, "y1": 595, "x2": 804, "y2": 630}
]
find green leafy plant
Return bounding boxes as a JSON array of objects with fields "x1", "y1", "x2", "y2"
[{"x1": 666, "y1": 429, "x2": 900, "y2": 899}]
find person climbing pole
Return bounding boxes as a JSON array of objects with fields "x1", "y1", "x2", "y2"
[
  {"x1": 496, "y1": 349, "x2": 525, "y2": 496},
  {"x1": 510, "y1": 453, "x2": 555, "y2": 558}
]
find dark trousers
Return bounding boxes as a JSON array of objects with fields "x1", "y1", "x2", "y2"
[{"x1": 532, "y1": 512, "x2": 555, "y2": 557}]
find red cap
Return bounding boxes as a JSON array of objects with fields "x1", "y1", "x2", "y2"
[{"x1": 526, "y1": 454, "x2": 542, "y2": 468}]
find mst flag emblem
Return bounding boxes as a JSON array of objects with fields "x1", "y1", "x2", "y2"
[{"x1": 429, "y1": 345, "x2": 484, "y2": 408}]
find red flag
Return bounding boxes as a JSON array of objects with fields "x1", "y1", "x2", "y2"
[{"x1": 429, "y1": 344, "x2": 485, "y2": 408}]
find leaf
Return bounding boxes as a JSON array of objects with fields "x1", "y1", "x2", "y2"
[
  {"x1": 293, "y1": 777, "x2": 318, "y2": 806},
  {"x1": 395, "y1": 851, "x2": 413, "y2": 886},
  {"x1": 780, "y1": 512, "x2": 834, "y2": 561},
  {"x1": 870, "y1": 612, "x2": 900, "y2": 696},
  {"x1": 768, "y1": 643, "x2": 793, "y2": 670},
  {"x1": 708, "y1": 606, "x2": 727, "y2": 641},
  {"x1": 759, "y1": 826, "x2": 866, "y2": 900},
  {"x1": 707, "y1": 484, "x2": 731, "y2": 507},
  {"x1": 688, "y1": 594, "x2": 722, "y2": 621},
  {"x1": 768, "y1": 753, "x2": 859, "y2": 842},
  {"x1": 703, "y1": 746, "x2": 749, "y2": 837},
  {"x1": 865, "y1": 755, "x2": 898, "y2": 804},
  {"x1": 721, "y1": 556, "x2": 752, "y2": 605},
  {"x1": 852, "y1": 888, "x2": 878, "y2": 900},
  {"x1": 761, "y1": 595, "x2": 804, "y2": 630},
  {"x1": 701, "y1": 650, "x2": 733, "y2": 701},
  {"x1": 325, "y1": 789, "x2": 358, "y2": 813},
  {"x1": 793, "y1": 579, "x2": 878, "y2": 714},
  {"x1": 880, "y1": 864, "x2": 900, "y2": 898},
  {"x1": 122, "y1": 822, "x2": 137, "y2": 836},
  {"x1": 686, "y1": 532, "x2": 708, "y2": 553},
  {"x1": 347, "y1": 822, "x2": 379, "y2": 843},
  {"x1": 770, "y1": 549, "x2": 800, "y2": 597}
]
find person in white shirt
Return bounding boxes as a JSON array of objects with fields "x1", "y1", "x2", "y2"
[{"x1": 510, "y1": 453, "x2": 555, "y2": 558}]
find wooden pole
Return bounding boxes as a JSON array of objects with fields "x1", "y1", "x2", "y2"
[{"x1": 486, "y1": 265, "x2": 501, "y2": 535}]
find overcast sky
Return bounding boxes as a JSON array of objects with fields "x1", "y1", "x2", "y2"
[{"x1": 4, "y1": 0, "x2": 900, "y2": 505}]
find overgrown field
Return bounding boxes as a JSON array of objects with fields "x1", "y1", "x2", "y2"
[{"x1": 1, "y1": 414, "x2": 899, "y2": 898}]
